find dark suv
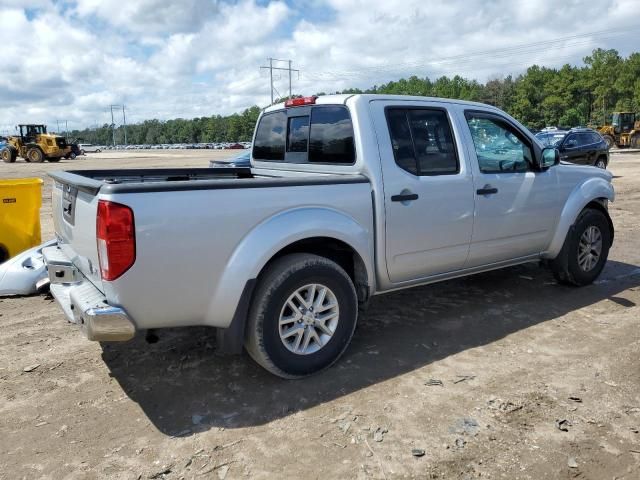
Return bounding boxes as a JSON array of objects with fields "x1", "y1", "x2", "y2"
[{"x1": 535, "y1": 128, "x2": 609, "y2": 169}]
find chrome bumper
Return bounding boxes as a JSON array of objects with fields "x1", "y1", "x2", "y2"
[{"x1": 43, "y1": 246, "x2": 135, "y2": 341}]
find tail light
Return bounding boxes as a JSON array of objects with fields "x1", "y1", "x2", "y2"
[{"x1": 96, "y1": 200, "x2": 135, "y2": 281}]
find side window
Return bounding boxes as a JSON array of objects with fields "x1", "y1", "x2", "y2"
[
  {"x1": 308, "y1": 106, "x2": 355, "y2": 164},
  {"x1": 386, "y1": 108, "x2": 459, "y2": 175},
  {"x1": 253, "y1": 111, "x2": 286, "y2": 161},
  {"x1": 588, "y1": 132, "x2": 602, "y2": 144},
  {"x1": 465, "y1": 114, "x2": 532, "y2": 173},
  {"x1": 564, "y1": 134, "x2": 578, "y2": 148},
  {"x1": 386, "y1": 109, "x2": 418, "y2": 174}
]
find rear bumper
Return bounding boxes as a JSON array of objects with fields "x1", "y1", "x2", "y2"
[{"x1": 43, "y1": 246, "x2": 135, "y2": 341}]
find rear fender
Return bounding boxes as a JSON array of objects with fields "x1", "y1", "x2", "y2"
[
  {"x1": 205, "y1": 207, "x2": 374, "y2": 328},
  {"x1": 543, "y1": 177, "x2": 615, "y2": 259}
]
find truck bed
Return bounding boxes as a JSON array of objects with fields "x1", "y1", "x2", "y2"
[
  {"x1": 49, "y1": 168, "x2": 368, "y2": 195},
  {"x1": 48, "y1": 167, "x2": 373, "y2": 332}
]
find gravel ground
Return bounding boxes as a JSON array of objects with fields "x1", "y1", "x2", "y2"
[{"x1": 1, "y1": 151, "x2": 639, "y2": 479}]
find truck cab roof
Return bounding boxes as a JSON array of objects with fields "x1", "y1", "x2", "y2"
[{"x1": 263, "y1": 93, "x2": 503, "y2": 113}]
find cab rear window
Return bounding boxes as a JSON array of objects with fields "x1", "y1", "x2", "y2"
[{"x1": 253, "y1": 106, "x2": 355, "y2": 164}]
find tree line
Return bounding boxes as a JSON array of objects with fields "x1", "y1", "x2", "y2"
[{"x1": 68, "y1": 48, "x2": 639, "y2": 145}]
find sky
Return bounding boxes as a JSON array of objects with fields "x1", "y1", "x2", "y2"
[{"x1": 0, "y1": 0, "x2": 638, "y2": 133}]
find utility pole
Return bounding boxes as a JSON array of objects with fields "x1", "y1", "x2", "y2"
[
  {"x1": 65, "y1": 120, "x2": 68, "y2": 138},
  {"x1": 288, "y1": 60, "x2": 292, "y2": 98},
  {"x1": 260, "y1": 58, "x2": 299, "y2": 104},
  {"x1": 122, "y1": 105, "x2": 127, "y2": 145},
  {"x1": 110, "y1": 105, "x2": 116, "y2": 147},
  {"x1": 56, "y1": 120, "x2": 61, "y2": 134}
]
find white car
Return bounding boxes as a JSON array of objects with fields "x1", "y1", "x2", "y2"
[{"x1": 78, "y1": 144, "x2": 102, "y2": 154}]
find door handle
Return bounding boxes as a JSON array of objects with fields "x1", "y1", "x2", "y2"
[
  {"x1": 391, "y1": 193, "x2": 419, "y2": 202},
  {"x1": 476, "y1": 185, "x2": 498, "y2": 195}
]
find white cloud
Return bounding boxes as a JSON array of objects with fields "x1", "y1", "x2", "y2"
[{"x1": 0, "y1": 0, "x2": 638, "y2": 133}]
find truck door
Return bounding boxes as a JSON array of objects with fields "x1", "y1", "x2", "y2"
[
  {"x1": 370, "y1": 101, "x2": 475, "y2": 283},
  {"x1": 461, "y1": 110, "x2": 560, "y2": 267}
]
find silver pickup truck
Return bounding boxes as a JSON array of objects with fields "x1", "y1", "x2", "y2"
[{"x1": 44, "y1": 94, "x2": 615, "y2": 378}]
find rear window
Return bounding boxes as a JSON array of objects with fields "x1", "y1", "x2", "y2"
[
  {"x1": 253, "y1": 105, "x2": 355, "y2": 164},
  {"x1": 309, "y1": 107, "x2": 355, "y2": 164},
  {"x1": 253, "y1": 111, "x2": 286, "y2": 160}
]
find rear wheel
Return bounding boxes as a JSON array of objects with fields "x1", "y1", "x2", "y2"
[
  {"x1": 595, "y1": 156, "x2": 607, "y2": 169},
  {"x1": 1, "y1": 146, "x2": 16, "y2": 163},
  {"x1": 631, "y1": 134, "x2": 640, "y2": 149},
  {"x1": 550, "y1": 208, "x2": 611, "y2": 286},
  {"x1": 245, "y1": 253, "x2": 358, "y2": 378},
  {"x1": 602, "y1": 135, "x2": 615, "y2": 149},
  {"x1": 26, "y1": 147, "x2": 44, "y2": 163},
  {"x1": 70, "y1": 152, "x2": 76, "y2": 159}
]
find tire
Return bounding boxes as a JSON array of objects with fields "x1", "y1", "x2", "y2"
[
  {"x1": 96, "y1": 149, "x2": 101, "y2": 153},
  {"x1": 594, "y1": 156, "x2": 607, "y2": 169},
  {"x1": 631, "y1": 135, "x2": 640, "y2": 149},
  {"x1": 245, "y1": 253, "x2": 358, "y2": 378},
  {"x1": 26, "y1": 147, "x2": 44, "y2": 163},
  {"x1": 80, "y1": 150, "x2": 85, "y2": 155},
  {"x1": 550, "y1": 208, "x2": 611, "y2": 286},
  {"x1": 1, "y1": 146, "x2": 16, "y2": 163},
  {"x1": 70, "y1": 152, "x2": 76, "y2": 159},
  {"x1": 602, "y1": 135, "x2": 615, "y2": 149}
]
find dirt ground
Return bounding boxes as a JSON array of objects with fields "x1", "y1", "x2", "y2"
[{"x1": 1, "y1": 151, "x2": 639, "y2": 480}]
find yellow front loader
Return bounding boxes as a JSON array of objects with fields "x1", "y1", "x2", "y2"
[
  {"x1": 1, "y1": 124, "x2": 70, "y2": 163},
  {"x1": 598, "y1": 112, "x2": 640, "y2": 149}
]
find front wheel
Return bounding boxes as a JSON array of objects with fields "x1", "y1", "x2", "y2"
[
  {"x1": 550, "y1": 208, "x2": 611, "y2": 286},
  {"x1": 602, "y1": 135, "x2": 615, "y2": 149},
  {"x1": 595, "y1": 157, "x2": 607, "y2": 169},
  {"x1": 26, "y1": 147, "x2": 44, "y2": 163},
  {"x1": 245, "y1": 253, "x2": 358, "y2": 378}
]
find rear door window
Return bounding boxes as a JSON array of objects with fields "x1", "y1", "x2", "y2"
[{"x1": 386, "y1": 108, "x2": 459, "y2": 175}]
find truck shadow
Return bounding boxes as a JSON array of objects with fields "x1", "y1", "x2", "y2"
[{"x1": 101, "y1": 259, "x2": 640, "y2": 436}]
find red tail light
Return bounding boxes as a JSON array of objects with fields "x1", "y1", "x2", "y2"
[
  {"x1": 96, "y1": 200, "x2": 135, "y2": 281},
  {"x1": 285, "y1": 96, "x2": 317, "y2": 107}
]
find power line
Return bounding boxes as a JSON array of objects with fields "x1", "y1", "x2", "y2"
[
  {"x1": 300, "y1": 25, "x2": 640, "y2": 81},
  {"x1": 260, "y1": 58, "x2": 300, "y2": 104}
]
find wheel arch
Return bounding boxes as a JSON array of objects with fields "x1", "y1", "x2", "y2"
[
  {"x1": 210, "y1": 207, "x2": 374, "y2": 353},
  {"x1": 544, "y1": 177, "x2": 615, "y2": 259}
]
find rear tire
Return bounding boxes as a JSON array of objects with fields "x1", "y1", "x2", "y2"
[
  {"x1": 26, "y1": 147, "x2": 44, "y2": 163},
  {"x1": 70, "y1": 152, "x2": 76, "y2": 159},
  {"x1": 245, "y1": 253, "x2": 358, "y2": 378},
  {"x1": 1, "y1": 146, "x2": 16, "y2": 163},
  {"x1": 550, "y1": 208, "x2": 611, "y2": 286},
  {"x1": 595, "y1": 156, "x2": 607, "y2": 169},
  {"x1": 631, "y1": 134, "x2": 640, "y2": 149},
  {"x1": 602, "y1": 135, "x2": 615, "y2": 149}
]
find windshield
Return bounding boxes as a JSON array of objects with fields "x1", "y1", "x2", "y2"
[{"x1": 536, "y1": 132, "x2": 567, "y2": 146}]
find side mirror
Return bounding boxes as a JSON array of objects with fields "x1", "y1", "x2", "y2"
[{"x1": 541, "y1": 147, "x2": 559, "y2": 168}]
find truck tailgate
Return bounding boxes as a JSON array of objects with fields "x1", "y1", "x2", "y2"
[{"x1": 50, "y1": 178, "x2": 104, "y2": 292}]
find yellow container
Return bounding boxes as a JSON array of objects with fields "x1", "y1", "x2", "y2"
[{"x1": 0, "y1": 178, "x2": 43, "y2": 263}]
